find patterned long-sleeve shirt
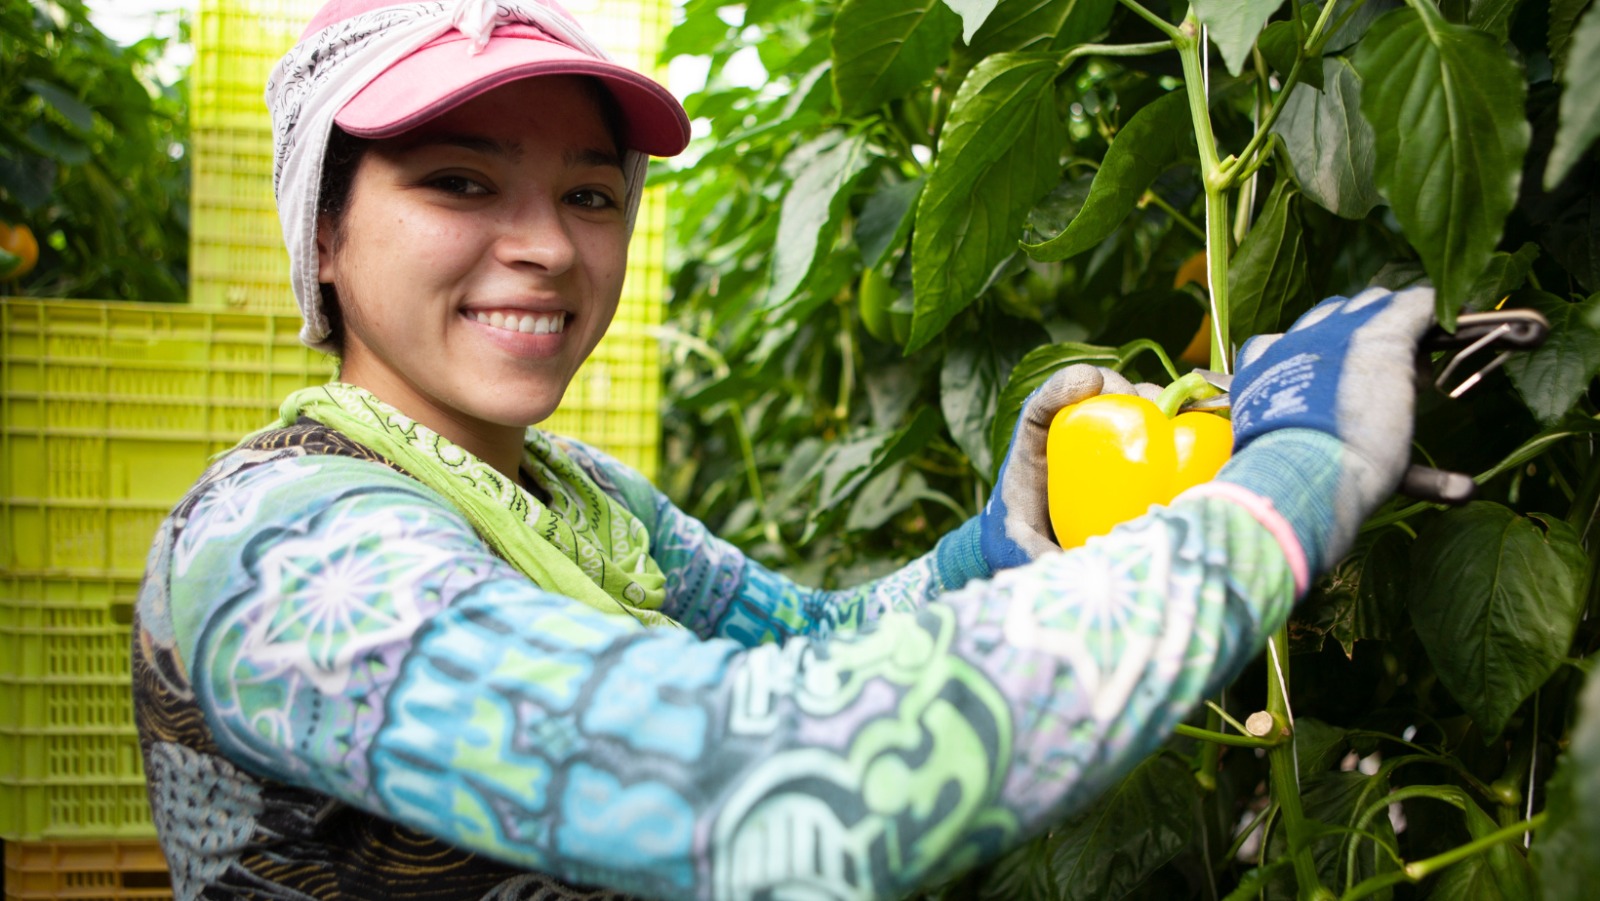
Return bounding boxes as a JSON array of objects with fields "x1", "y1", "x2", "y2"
[{"x1": 133, "y1": 421, "x2": 1298, "y2": 900}]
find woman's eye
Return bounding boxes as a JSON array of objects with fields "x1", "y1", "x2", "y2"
[
  {"x1": 566, "y1": 188, "x2": 618, "y2": 210},
  {"x1": 428, "y1": 175, "x2": 490, "y2": 195}
]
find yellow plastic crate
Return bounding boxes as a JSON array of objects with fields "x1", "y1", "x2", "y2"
[
  {"x1": 4, "y1": 840, "x2": 171, "y2": 901},
  {"x1": 0, "y1": 576, "x2": 152, "y2": 842}
]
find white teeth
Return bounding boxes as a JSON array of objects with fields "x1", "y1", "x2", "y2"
[{"x1": 474, "y1": 311, "x2": 564, "y2": 335}]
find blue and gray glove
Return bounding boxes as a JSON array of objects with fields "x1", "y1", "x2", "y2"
[
  {"x1": 979, "y1": 364, "x2": 1156, "y2": 570},
  {"x1": 1218, "y1": 285, "x2": 1437, "y2": 574}
]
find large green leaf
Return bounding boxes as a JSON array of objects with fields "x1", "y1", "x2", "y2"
[
  {"x1": 857, "y1": 177, "x2": 925, "y2": 270},
  {"x1": 966, "y1": 0, "x2": 1119, "y2": 56},
  {"x1": 832, "y1": 0, "x2": 963, "y2": 117},
  {"x1": 1022, "y1": 91, "x2": 1195, "y2": 263},
  {"x1": 968, "y1": 754, "x2": 1197, "y2": 900},
  {"x1": 986, "y1": 341, "x2": 1122, "y2": 480},
  {"x1": 1549, "y1": 0, "x2": 1593, "y2": 80},
  {"x1": 909, "y1": 53, "x2": 1066, "y2": 352},
  {"x1": 1468, "y1": 0, "x2": 1524, "y2": 42},
  {"x1": 1409, "y1": 502, "x2": 1589, "y2": 738},
  {"x1": 941, "y1": 317, "x2": 1049, "y2": 478},
  {"x1": 1532, "y1": 670, "x2": 1600, "y2": 899},
  {"x1": 1546, "y1": 0, "x2": 1600, "y2": 188},
  {"x1": 943, "y1": 0, "x2": 1003, "y2": 41},
  {"x1": 1191, "y1": 0, "x2": 1286, "y2": 76},
  {"x1": 1504, "y1": 291, "x2": 1600, "y2": 425},
  {"x1": 1273, "y1": 57, "x2": 1380, "y2": 219},
  {"x1": 1424, "y1": 798, "x2": 1535, "y2": 901},
  {"x1": 812, "y1": 406, "x2": 945, "y2": 511},
  {"x1": 1229, "y1": 178, "x2": 1310, "y2": 337},
  {"x1": 1353, "y1": 6, "x2": 1530, "y2": 330},
  {"x1": 769, "y1": 133, "x2": 874, "y2": 306}
]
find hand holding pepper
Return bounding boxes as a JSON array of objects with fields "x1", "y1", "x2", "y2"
[{"x1": 981, "y1": 364, "x2": 1154, "y2": 569}]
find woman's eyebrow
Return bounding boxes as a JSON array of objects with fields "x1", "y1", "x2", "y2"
[
  {"x1": 565, "y1": 147, "x2": 623, "y2": 171},
  {"x1": 398, "y1": 132, "x2": 524, "y2": 161}
]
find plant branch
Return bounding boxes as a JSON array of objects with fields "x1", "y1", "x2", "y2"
[
  {"x1": 1059, "y1": 39, "x2": 1175, "y2": 73},
  {"x1": 1144, "y1": 189, "x2": 1206, "y2": 239},
  {"x1": 1339, "y1": 814, "x2": 1547, "y2": 901},
  {"x1": 1116, "y1": 0, "x2": 1183, "y2": 40},
  {"x1": 1176, "y1": 723, "x2": 1285, "y2": 748},
  {"x1": 1218, "y1": 55, "x2": 1305, "y2": 189},
  {"x1": 1207, "y1": 699, "x2": 1253, "y2": 735},
  {"x1": 1174, "y1": 13, "x2": 1234, "y2": 373},
  {"x1": 1264, "y1": 629, "x2": 1330, "y2": 899}
]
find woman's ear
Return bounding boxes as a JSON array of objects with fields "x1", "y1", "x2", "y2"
[{"x1": 315, "y1": 216, "x2": 339, "y2": 285}]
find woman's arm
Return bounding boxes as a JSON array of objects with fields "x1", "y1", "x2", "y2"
[
  {"x1": 554, "y1": 435, "x2": 994, "y2": 646},
  {"x1": 172, "y1": 451, "x2": 1297, "y2": 900}
]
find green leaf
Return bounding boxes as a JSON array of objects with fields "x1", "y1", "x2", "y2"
[
  {"x1": 1191, "y1": 0, "x2": 1286, "y2": 76},
  {"x1": 940, "y1": 316, "x2": 1048, "y2": 477},
  {"x1": 1273, "y1": 57, "x2": 1380, "y2": 218},
  {"x1": 1323, "y1": 0, "x2": 1403, "y2": 53},
  {"x1": 1257, "y1": 10, "x2": 1325, "y2": 90},
  {"x1": 1229, "y1": 178, "x2": 1310, "y2": 337},
  {"x1": 1548, "y1": 0, "x2": 1593, "y2": 81},
  {"x1": 1409, "y1": 502, "x2": 1589, "y2": 738},
  {"x1": 943, "y1": 0, "x2": 1003, "y2": 41},
  {"x1": 967, "y1": 0, "x2": 1119, "y2": 56},
  {"x1": 23, "y1": 78, "x2": 94, "y2": 134},
  {"x1": 857, "y1": 177, "x2": 925, "y2": 270},
  {"x1": 832, "y1": 0, "x2": 963, "y2": 117},
  {"x1": 1353, "y1": 6, "x2": 1530, "y2": 330},
  {"x1": 1532, "y1": 670, "x2": 1600, "y2": 899},
  {"x1": 1022, "y1": 91, "x2": 1195, "y2": 262},
  {"x1": 977, "y1": 754, "x2": 1197, "y2": 900},
  {"x1": 1425, "y1": 798, "x2": 1535, "y2": 901},
  {"x1": 1504, "y1": 291, "x2": 1600, "y2": 425},
  {"x1": 909, "y1": 53, "x2": 1066, "y2": 352},
  {"x1": 1468, "y1": 0, "x2": 1524, "y2": 42},
  {"x1": 1463, "y1": 242, "x2": 1540, "y2": 312},
  {"x1": 814, "y1": 406, "x2": 944, "y2": 510},
  {"x1": 987, "y1": 341, "x2": 1122, "y2": 479},
  {"x1": 1546, "y1": 0, "x2": 1600, "y2": 189},
  {"x1": 770, "y1": 133, "x2": 873, "y2": 306}
]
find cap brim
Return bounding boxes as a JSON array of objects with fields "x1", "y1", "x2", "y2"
[{"x1": 336, "y1": 31, "x2": 690, "y2": 157}]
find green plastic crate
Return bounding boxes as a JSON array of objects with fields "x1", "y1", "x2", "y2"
[{"x1": 0, "y1": 576, "x2": 153, "y2": 841}]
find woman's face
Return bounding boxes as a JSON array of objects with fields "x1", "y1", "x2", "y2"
[{"x1": 318, "y1": 75, "x2": 628, "y2": 462}]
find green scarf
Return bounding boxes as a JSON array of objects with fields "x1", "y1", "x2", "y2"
[{"x1": 271, "y1": 383, "x2": 676, "y2": 629}]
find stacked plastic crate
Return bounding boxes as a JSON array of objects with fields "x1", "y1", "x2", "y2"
[{"x1": 2, "y1": 1, "x2": 675, "y2": 896}]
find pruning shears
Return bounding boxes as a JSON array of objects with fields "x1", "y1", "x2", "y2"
[{"x1": 1180, "y1": 309, "x2": 1551, "y2": 506}]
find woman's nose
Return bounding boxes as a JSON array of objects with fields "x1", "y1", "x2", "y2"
[{"x1": 499, "y1": 200, "x2": 576, "y2": 274}]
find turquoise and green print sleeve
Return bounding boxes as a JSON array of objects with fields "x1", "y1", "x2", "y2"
[{"x1": 150, "y1": 441, "x2": 1297, "y2": 900}]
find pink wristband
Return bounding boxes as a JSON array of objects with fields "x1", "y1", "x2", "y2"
[{"x1": 1176, "y1": 482, "x2": 1310, "y2": 596}]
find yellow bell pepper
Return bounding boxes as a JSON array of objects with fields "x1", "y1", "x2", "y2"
[{"x1": 1046, "y1": 382, "x2": 1233, "y2": 550}]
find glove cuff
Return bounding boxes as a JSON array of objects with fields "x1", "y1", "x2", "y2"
[
  {"x1": 1215, "y1": 429, "x2": 1342, "y2": 578},
  {"x1": 936, "y1": 517, "x2": 992, "y2": 591}
]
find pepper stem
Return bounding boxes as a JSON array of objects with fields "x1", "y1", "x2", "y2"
[{"x1": 1155, "y1": 371, "x2": 1222, "y2": 418}]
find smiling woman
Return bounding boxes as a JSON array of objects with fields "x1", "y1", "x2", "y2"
[{"x1": 129, "y1": 2, "x2": 1445, "y2": 900}]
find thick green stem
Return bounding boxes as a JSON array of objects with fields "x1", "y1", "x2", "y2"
[
  {"x1": 1175, "y1": 17, "x2": 1233, "y2": 374},
  {"x1": 1155, "y1": 371, "x2": 1223, "y2": 418},
  {"x1": 1059, "y1": 39, "x2": 1175, "y2": 74},
  {"x1": 1265, "y1": 629, "x2": 1332, "y2": 900}
]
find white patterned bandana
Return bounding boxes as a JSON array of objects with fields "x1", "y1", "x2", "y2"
[{"x1": 265, "y1": 0, "x2": 652, "y2": 352}]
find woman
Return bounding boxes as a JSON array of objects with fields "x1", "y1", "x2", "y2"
[{"x1": 132, "y1": 0, "x2": 1438, "y2": 898}]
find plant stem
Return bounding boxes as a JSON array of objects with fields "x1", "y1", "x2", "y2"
[
  {"x1": 1264, "y1": 628, "x2": 1331, "y2": 900},
  {"x1": 1207, "y1": 699, "x2": 1254, "y2": 737},
  {"x1": 1116, "y1": 0, "x2": 1183, "y2": 40},
  {"x1": 1174, "y1": 15, "x2": 1234, "y2": 374},
  {"x1": 1155, "y1": 371, "x2": 1223, "y2": 417},
  {"x1": 1117, "y1": 338, "x2": 1182, "y2": 382},
  {"x1": 1177, "y1": 723, "x2": 1285, "y2": 748},
  {"x1": 1339, "y1": 814, "x2": 1547, "y2": 901}
]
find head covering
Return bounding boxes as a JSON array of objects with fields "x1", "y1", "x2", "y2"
[{"x1": 266, "y1": 0, "x2": 691, "y2": 352}]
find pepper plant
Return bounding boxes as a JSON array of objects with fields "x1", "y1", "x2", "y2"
[{"x1": 659, "y1": 0, "x2": 1599, "y2": 897}]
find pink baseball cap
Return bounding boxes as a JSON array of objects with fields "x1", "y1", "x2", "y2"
[{"x1": 305, "y1": 0, "x2": 691, "y2": 157}]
